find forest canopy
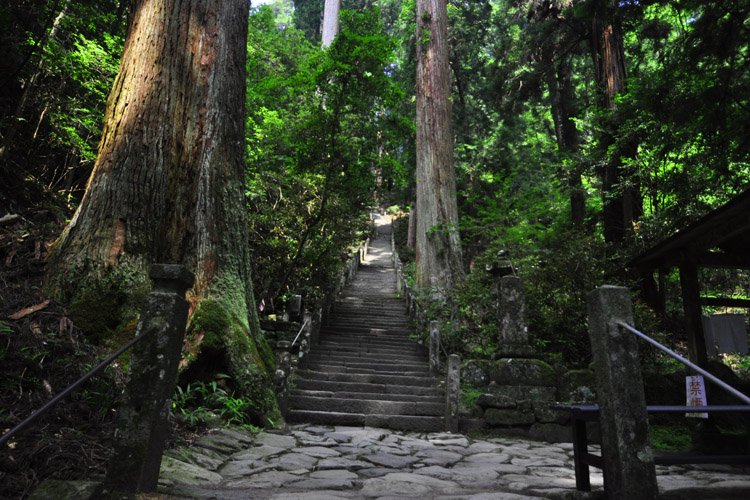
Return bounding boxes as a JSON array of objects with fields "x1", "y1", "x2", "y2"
[{"x1": 2, "y1": 0, "x2": 750, "y2": 369}]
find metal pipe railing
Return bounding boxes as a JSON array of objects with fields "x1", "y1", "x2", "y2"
[
  {"x1": 617, "y1": 320, "x2": 750, "y2": 405},
  {"x1": 290, "y1": 319, "x2": 310, "y2": 348},
  {"x1": 0, "y1": 322, "x2": 161, "y2": 447}
]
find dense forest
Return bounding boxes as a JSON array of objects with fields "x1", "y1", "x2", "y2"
[{"x1": 2, "y1": 0, "x2": 750, "y2": 496}]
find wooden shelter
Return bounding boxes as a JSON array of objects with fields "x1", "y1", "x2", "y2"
[{"x1": 630, "y1": 189, "x2": 750, "y2": 368}]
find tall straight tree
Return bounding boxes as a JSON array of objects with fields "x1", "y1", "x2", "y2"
[
  {"x1": 321, "y1": 0, "x2": 341, "y2": 47},
  {"x1": 589, "y1": 0, "x2": 640, "y2": 244},
  {"x1": 415, "y1": 0, "x2": 463, "y2": 290},
  {"x1": 46, "y1": 0, "x2": 280, "y2": 422}
]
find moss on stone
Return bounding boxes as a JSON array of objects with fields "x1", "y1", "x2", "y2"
[
  {"x1": 52, "y1": 256, "x2": 150, "y2": 340},
  {"x1": 190, "y1": 299, "x2": 231, "y2": 353},
  {"x1": 184, "y1": 297, "x2": 281, "y2": 427}
]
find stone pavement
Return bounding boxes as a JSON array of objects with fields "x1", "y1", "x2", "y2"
[{"x1": 158, "y1": 424, "x2": 750, "y2": 500}]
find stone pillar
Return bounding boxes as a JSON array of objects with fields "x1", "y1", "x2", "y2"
[
  {"x1": 103, "y1": 264, "x2": 194, "y2": 496},
  {"x1": 303, "y1": 310, "x2": 316, "y2": 346},
  {"x1": 275, "y1": 340, "x2": 292, "y2": 417},
  {"x1": 587, "y1": 286, "x2": 658, "y2": 500},
  {"x1": 445, "y1": 354, "x2": 461, "y2": 432},
  {"x1": 497, "y1": 275, "x2": 534, "y2": 357},
  {"x1": 429, "y1": 320, "x2": 440, "y2": 376}
]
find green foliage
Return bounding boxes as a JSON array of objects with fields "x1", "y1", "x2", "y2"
[
  {"x1": 460, "y1": 382, "x2": 484, "y2": 411},
  {"x1": 171, "y1": 376, "x2": 261, "y2": 431},
  {"x1": 650, "y1": 424, "x2": 693, "y2": 451},
  {"x1": 246, "y1": 6, "x2": 410, "y2": 310},
  {"x1": 721, "y1": 354, "x2": 750, "y2": 381},
  {"x1": 0, "y1": 0, "x2": 125, "y2": 204}
]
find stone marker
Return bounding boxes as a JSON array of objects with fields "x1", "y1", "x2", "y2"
[
  {"x1": 429, "y1": 320, "x2": 440, "y2": 376},
  {"x1": 102, "y1": 264, "x2": 194, "y2": 497},
  {"x1": 498, "y1": 275, "x2": 529, "y2": 347},
  {"x1": 445, "y1": 354, "x2": 461, "y2": 432},
  {"x1": 587, "y1": 285, "x2": 658, "y2": 500}
]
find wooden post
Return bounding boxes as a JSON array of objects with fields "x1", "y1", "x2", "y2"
[{"x1": 679, "y1": 262, "x2": 709, "y2": 368}]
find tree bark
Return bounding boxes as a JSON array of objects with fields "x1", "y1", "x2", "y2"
[
  {"x1": 415, "y1": 0, "x2": 463, "y2": 290},
  {"x1": 321, "y1": 0, "x2": 341, "y2": 48},
  {"x1": 590, "y1": 2, "x2": 641, "y2": 244},
  {"x1": 407, "y1": 205, "x2": 417, "y2": 250},
  {"x1": 547, "y1": 59, "x2": 585, "y2": 226},
  {"x1": 46, "y1": 0, "x2": 280, "y2": 423}
]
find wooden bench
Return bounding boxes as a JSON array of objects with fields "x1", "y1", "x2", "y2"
[{"x1": 556, "y1": 404, "x2": 750, "y2": 491}]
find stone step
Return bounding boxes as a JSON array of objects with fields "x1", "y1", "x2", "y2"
[
  {"x1": 294, "y1": 370, "x2": 435, "y2": 387},
  {"x1": 325, "y1": 314, "x2": 409, "y2": 325},
  {"x1": 306, "y1": 344, "x2": 425, "y2": 356},
  {"x1": 304, "y1": 359, "x2": 430, "y2": 372},
  {"x1": 293, "y1": 378, "x2": 443, "y2": 396},
  {"x1": 322, "y1": 322, "x2": 411, "y2": 332},
  {"x1": 305, "y1": 364, "x2": 428, "y2": 376},
  {"x1": 290, "y1": 389, "x2": 443, "y2": 403},
  {"x1": 288, "y1": 395, "x2": 444, "y2": 416},
  {"x1": 303, "y1": 352, "x2": 427, "y2": 365},
  {"x1": 285, "y1": 410, "x2": 445, "y2": 432},
  {"x1": 319, "y1": 327, "x2": 413, "y2": 338},
  {"x1": 313, "y1": 343, "x2": 423, "y2": 356},
  {"x1": 304, "y1": 352, "x2": 428, "y2": 366},
  {"x1": 331, "y1": 305, "x2": 405, "y2": 315},
  {"x1": 317, "y1": 336, "x2": 419, "y2": 347}
]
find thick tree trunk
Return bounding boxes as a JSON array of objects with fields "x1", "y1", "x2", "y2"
[
  {"x1": 321, "y1": 0, "x2": 341, "y2": 48},
  {"x1": 547, "y1": 60, "x2": 585, "y2": 226},
  {"x1": 415, "y1": 0, "x2": 464, "y2": 290},
  {"x1": 591, "y1": 0, "x2": 642, "y2": 243},
  {"x1": 46, "y1": 0, "x2": 280, "y2": 424},
  {"x1": 590, "y1": 4, "x2": 642, "y2": 245},
  {"x1": 407, "y1": 205, "x2": 417, "y2": 250}
]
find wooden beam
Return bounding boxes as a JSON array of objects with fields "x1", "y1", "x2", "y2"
[
  {"x1": 697, "y1": 252, "x2": 750, "y2": 269},
  {"x1": 679, "y1": 263, "x2": 709, "y2": 368},
  {"x1": 700, "y1": 297, "x2": 750, "y2": 308}
]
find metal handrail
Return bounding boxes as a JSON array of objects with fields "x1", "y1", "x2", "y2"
[
  {"x1": 617, "y1": 320, "x2": 750, "y2": 405},
  {"x1": 291, "y1": 319, "x2": 310, "y2": 348},
  {"x1": 0, "y1": 322, "x2": 162, "y2": 447}
]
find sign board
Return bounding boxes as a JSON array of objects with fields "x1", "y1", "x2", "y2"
[{"x1": 686, "y1": 375, "x2": 708, "y2": 418}]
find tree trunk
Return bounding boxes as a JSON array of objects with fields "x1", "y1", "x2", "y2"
[
  {"x1": 590, "y1": 2, "x2": 640, "y2": 245},
  {"x1": 46, "y1": 0, "x2": 280, "y2": 424},
  {"x1": 407, "y1": 205, "x2": 416, "y2": 250},
  {"x1": 415, "y1": 0, "x2": 463, "y2": 290},
  {"x1": 321, "y1": 0, "x2": 341, "y2": 48},
  {"x1": 547, "y1": 59, "x2": 585, "y2": 226}
]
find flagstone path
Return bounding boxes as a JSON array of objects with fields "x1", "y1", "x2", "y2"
[{"x1": 157, "y1": 423, "x2": 750, "y2": 499}]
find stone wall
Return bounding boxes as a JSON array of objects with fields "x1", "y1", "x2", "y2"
[{"x1": 460, "y1": 359, "x2": 600, "y2": 442}]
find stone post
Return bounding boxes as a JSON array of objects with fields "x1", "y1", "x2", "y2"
[
  {"x1": 275, "y1": 340, "x2": 292, "y2": 417},
  {"x1": 302, "y1": 310, "x2": 315, "y2": 346},
  {"x1": 103, "y1": 264, "x2": 194, "y2": 496},
  {"x1": 445, "y1": 354, "x2": 461, "y2": 432},
  {"x1": 429, "y1": 321, "x2": 440, "y2": 376},
  {"x1": 587, "y1": 285, "x2": 658, "y2": 500},
  {"x1": 497, "y1": 276, "x2": 534, "y2": 357}
]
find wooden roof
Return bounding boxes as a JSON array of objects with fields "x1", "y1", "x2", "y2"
[{"x1": 630, "y1": 189, "x2": 750, "y2": 270}]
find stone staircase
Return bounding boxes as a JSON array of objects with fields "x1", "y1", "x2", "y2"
[{"x1": 286, "y1": 219, "x2": 446, "y2": 432}]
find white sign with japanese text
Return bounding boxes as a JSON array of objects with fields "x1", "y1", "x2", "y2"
[{"x1": 686, "y1": 375, "x2": 708, "y2": 418}]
